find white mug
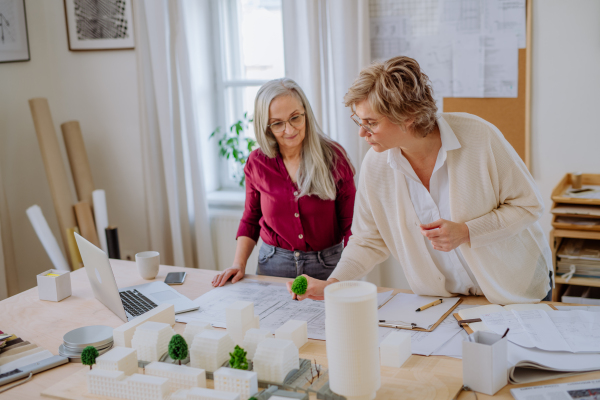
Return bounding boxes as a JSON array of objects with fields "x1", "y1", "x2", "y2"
[{"x1": 135, "y1": 251, "x2": 160, "y2": 280}]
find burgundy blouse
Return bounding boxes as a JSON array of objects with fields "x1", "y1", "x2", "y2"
[{"x1": 236, "y1": 146, "x2": 356, "y2": 252}]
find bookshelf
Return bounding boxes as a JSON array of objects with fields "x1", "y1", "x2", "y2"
[{"x1": 550, "y1": 174, "x2": 600, "y2": 302}]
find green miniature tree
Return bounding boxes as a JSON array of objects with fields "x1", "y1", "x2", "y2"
[
  {"x1": 291, "y1": 275, "x2": 308, "y2": 295},
  {"x1": 168, "y1": 334, "x2": 188, "y2": 365},
  {"x1": 229, "y1": 345, "x2": 249, "y2": 370},
  {"x1": 81, "y1": 346, "x2": 99, "y2": 370}
]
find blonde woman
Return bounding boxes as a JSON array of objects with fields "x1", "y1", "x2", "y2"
[
  {"x1": 290, "y1": 56, "x2": 552, "y2": 305},
  {"x1": 212, "y1": 78, "x2": 356, "y2": 286}
]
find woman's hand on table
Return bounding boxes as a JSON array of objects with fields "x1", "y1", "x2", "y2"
[
  {"x1": 420, "y1": 219, "x2": 470, "y2": 252},
  {"x1": 212, "y1": 266, "x2": 245, "y2": 287},
  {"x1": 286, "y1": 274, "x2": 339, "y2": 301}
]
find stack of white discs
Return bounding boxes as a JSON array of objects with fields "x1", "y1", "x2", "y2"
[
  {"x1": 325, "y1": 281, "x2": 381, "y2": 400},
  {"x1": 59, "y1": 325, "x2": 114, "y2": 362}
]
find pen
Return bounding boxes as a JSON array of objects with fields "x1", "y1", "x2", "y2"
[
  {"x1": 378, "y1": 322, "x2": 417, "y2": 329},
  {"x1": 415, "y1": 299, "x2": 443, "y2": 312},
  {"x1": 501, "y1": 328, "x2": 510, "y2": 338}
]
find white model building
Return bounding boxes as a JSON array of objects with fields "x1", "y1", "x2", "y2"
[
  {"x1": 380, "y1": 331, "x2": 411, "y2": 368},
  {"x1": 145, "y1": 361, "x2": 206, "y2": 392},
  {"x1": 325, "y1": 281, "x2": 381, "y2": 400},
  {"x1": 96, "y1": 346, "x2": 138, "y2": 377},
  {"x1": 252, "y1": 338, "x2": 299, "y2": 384},
  {"x1": 214, "y1": 367, "x2": 258, "y2": 400},
  {"x1": 274, "y1": 320, "x2": 307, "y2": 350},
  {"x1": 183, "y1": 321, "x2": 213, "y2": 346},
  {"x1": 87, "y1": 370, "x2": 169, "y2": 400},
  {"x1": 242, "y1": 328, "x2": 273, "y2": 360},
  {"x1": 131, "y1": 321, "x2": 175, "y2": 362},
  {"x1": 190, "y1": 330, "x2": 235, "y2": 372},
  {"x1": 172, "y1": 387, "x2": 240, "y2": 400},
  {"x1": 226, "y1": 301, "x2": 256, "y2": 345}
]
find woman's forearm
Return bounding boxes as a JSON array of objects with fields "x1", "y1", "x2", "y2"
[{"x1": 233, "y1": 236, "x2": 258, "y2": 269}]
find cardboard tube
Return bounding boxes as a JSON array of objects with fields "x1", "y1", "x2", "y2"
[
  {"x1": 571, "y1": 172, "x2": 583, "y2": 190},
  {"x1": 26, "y1": 205, "x2": 70, "y2": 271},
  {"x1": 61, "y1": 121, "x2": 95, "y2": 204},
  {"x1": 73, "y1": 202, "x2": 100, "y2": 248},
  {"x1": 106, "y1": 226, "x2": 121, "y2": 259},
  {"x1": 92, "y1": 190, "x2": 109, "y2": 253},
  {"x1": 66, "y1": 227, "x2": 83, "y2": 270},
  {"x1": 28, "y1": 98, "x2": 77, "y2": 269}
]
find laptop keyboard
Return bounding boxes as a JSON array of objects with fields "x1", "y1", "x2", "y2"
[{"x1": 119, "y1": 289, "x2": 158, "y2": 317}]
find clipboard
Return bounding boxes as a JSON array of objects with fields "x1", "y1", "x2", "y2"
[{"x1": 377, "y1": 294, "x2": 463, "y2": 332}]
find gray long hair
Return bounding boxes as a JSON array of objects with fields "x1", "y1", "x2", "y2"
[{"x1": 254, "y1": 78, "x2": 354, "y2": 200}]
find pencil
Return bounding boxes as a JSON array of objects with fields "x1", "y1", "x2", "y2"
[{"x1": 415, "y1": 299, "x2": 443, "y2": 312}]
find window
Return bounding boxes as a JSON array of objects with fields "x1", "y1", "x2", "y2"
[{"x1": 214, "y1": 0, "x2": 285, "y2": 189}]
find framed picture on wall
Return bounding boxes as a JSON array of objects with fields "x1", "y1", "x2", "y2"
[
  {"x1": 64, "y1": 0, "x2": 135, "y2": 51},
  {"x1": 0, "y1": 0, "x2": 30, "y2": 63}
]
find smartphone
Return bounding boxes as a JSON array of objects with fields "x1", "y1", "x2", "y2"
[{"x1": 164, "y1": 272, "x2": 187, "y2": 285}]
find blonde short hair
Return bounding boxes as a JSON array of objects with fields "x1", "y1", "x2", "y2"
[
  {"x1": 344, "y1": 56, "x2": 438, "y2": 137},
  {"x1": 254, "y1": 78, "x2": 354, "y2": 200}
]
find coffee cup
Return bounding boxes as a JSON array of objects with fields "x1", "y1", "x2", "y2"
[{"x1": 136, "y1": 251, "x2": 160, "y2": 280}]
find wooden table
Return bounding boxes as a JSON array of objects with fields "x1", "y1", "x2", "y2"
[{"x1": 1, "y1": 260, "x2": 599, "y2": 400}]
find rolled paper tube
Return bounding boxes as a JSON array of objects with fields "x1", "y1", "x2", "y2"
[
  {"x1": 66, "y1": 227, "x2": 83, "y2": 270},
  {"x1": 61, "y1": 121, "x2": 95, "y2": 204},
  {"x1": 73, "y1": 202, "x2": 100, "y2": 247},
  {"x1": 28, "y1": 98, "x2": 77, "y2": 268},
  {"x1": 26, "y1": 205, "x2": 70, "y2": 271},
  {"x1": 571, "y1": 172, "x2": 583, "y2": 190},
  {"x1": 92, "y1": 190, "x2": 109, "y2": 253},
  {"x1": 106, "y1": 226, "x2": 121, "y2": 259}
]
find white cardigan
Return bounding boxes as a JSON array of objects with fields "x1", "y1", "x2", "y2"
[{"x1": 331, "y1": 113, "x2": 552, "y2": 305}]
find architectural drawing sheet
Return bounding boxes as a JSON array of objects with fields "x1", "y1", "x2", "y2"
[{"x1": 369, "y1": 0, "x2": 524, "y2": 100}]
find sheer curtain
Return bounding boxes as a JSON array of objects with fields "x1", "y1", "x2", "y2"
[
  {"x1": 282, "y1": 0, "x2": 372, "y2": 173},
  {"x1": 134, "y1": 0, "x2": 216, "y2": 269}
]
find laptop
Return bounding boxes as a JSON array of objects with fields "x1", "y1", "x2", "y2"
[{"x1": 74, "y1": 233, "x2": 199, "y2": 322}]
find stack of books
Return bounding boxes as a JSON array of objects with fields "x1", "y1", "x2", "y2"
[{"x1": 557, "y1": 238, "x2": 600, "y2": 278}]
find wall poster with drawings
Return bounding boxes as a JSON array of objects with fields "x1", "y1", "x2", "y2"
[
  {"x1": 0, "y1": 0, "x2": 30, "y2": 63},
  {"x1": 64, "y1": 0, "x2": 135, "y2": 51}
]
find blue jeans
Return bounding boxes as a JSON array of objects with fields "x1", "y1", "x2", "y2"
[{"x1": 256, "y1": 242, "x2": 343, "y2": 280}]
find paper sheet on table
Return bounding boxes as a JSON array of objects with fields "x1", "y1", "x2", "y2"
[
  {"x1": 377, "y1": 290, "x2": 394, "y2": 308},
  {"x1": 378, "y1": 293, "x2": 460, "y2": 330},
  {"x1": 556, "y1": 306, "x2": 600, "y2": 312},
  {"x1": 510, "y1": 378, "x2": 600, "y2": 400},
  {"x1": 175, "y1": 280, "x2": 328, "y2": 340},
  {"x1": 431, "y1": 329, "x2": 467, "y2": 359}
]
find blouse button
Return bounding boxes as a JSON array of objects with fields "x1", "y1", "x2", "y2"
[
  {"x1": 293, "y1": 191, "x2": 299, "y2": 196},
  {"x1": 294, "y1": 213, "x2": 299, "y2": 218},
  {"x1": 298, "y1": 234, "x2": 304, "y2": 239}
]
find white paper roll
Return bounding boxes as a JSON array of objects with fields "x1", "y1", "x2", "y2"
[
  {"x1": 26, "y1": 205, "x2": 70, "y2": 271},
  {"x1": 92, "y1": 190, "x2": 109, "y2": 253}
]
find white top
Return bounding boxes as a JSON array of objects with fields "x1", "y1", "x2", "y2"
[
  {"x1": 386, "y1": 116, "x2": 482, "y2": 296},
  {"x1": 330, "y1": 113, "x2": 552, "y2": 305}
]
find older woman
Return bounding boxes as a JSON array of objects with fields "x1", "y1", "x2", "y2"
[
  {"x1": 289, "y1": 56, "x2": 552, "y2": 305},
  {"x1": 212, "y1": 78, "x2": 356, "y2": 287}
]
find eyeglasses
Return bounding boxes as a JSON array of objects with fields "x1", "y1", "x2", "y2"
[
  {"x1": 267, "y1": 113, "x2": 306, "y2": 133},
  {"x1": 350, "y1": 113, "x2": 377, "y2": 134}
]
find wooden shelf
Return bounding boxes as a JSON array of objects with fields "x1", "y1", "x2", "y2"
[
  {"x1": 555, "y1": 276, "x2": 600, "y2": 288},
  {"x1": 552, "y1": 229, "x2": 600, "y2": 240}
]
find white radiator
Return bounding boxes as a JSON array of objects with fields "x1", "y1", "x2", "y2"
[{"x1": 209, "y1": 209, "x2": 259, "y2": 274}]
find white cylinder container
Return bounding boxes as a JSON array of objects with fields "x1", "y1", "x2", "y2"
[{"x1": 325, "y1": 281, "x2": 381, "y2": 400}]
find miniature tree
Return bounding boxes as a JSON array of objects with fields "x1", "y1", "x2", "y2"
[
  {"x1": 81, "y1": 346, "x2": 99, "y2": 370},
  {"x1": 229, "y1": 345, "x2": 249, "y2": 370},
  {"x1": 291, "y1": 275, "x2": 308, "y2": 295},
  {"x1": 168, "y1": 334, "x2": 188, "y2": 365}
]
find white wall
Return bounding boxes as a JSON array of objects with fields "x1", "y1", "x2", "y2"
[{"x1": 0, "y1": 0, "x2": 149, "y2": 294}]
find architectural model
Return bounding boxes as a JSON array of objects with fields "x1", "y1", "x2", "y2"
[
  {"x1": 242, "y1": 328, "x2": 273, "y2": 360},
  {"x1": 171, "y1": 387, "x2": 240, "y2": 400},
  {"x1": 87, "y1": 370, "x2": 170, "y2": 400},
  {"x1": 274, "y1": 320, "x2": 307, "y2": 350},
  {"x1": 145, "y1": 361, "x2": 206, "y2": 392},
  {"x1": 96, "y1": 346, "x2": 138, "y2": 377},
  {"x1": 190, "y1": 330, "x2": 235, "y2": 372},
  {"x1": 131, "y1": 321, "x2": 176, "y2": 362},
  {"x1": 226, "y1": 301, "x2": 257, "y2": 345},
  {"x1": 183, "y1": 321, "x2": 214, "y2": 346},
  {"x1": 113, "y1": 304, "x2": 175, "y2": 347},
  {"x1": 214, "y1": 367, "x2": 258, "y2": 400},
  {"x1": 324, "y1": 281, "x2": 380, "y2": 400},
  {"x1": 380, "y1": 331, "x2": 411, "y2": 368},
  {"x1": 252, "y1": 338, "x2": 299, "y2": 384}
]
